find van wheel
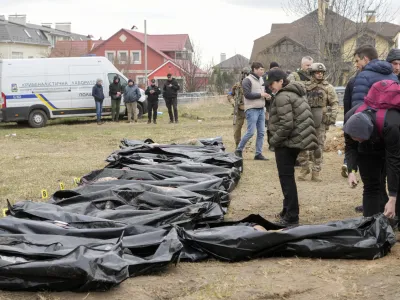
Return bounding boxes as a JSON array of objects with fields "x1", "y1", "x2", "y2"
[
  {"x1": 28, "y1": 110, "x2": 48, "y2": 128},
  {"x1": 137, "y1": 104, "x2": 143, "y2": 119}
]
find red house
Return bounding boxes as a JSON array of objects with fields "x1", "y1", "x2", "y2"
[{"x1": 51, "y1": 29, "x2": 208, "y2": 91}]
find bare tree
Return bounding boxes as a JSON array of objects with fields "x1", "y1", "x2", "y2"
[
  {"x1": 173, "y1": 41, "x2": 212, "y2": 92},
  {"x1": 113, "y1": 56, "x2": 135, "y2": 78},
  {"x1": 256, "y1": 0, "x2": 399, "y2": 85}
]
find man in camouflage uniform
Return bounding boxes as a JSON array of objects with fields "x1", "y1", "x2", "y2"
[
  {"x1": 287, "y1": 56, "x2": 313, "y2": 83},
  {"x1": 228, "y1": 67, "x2": 250, "y2": 148},
  {"x1": 298, "y1": 63, "x2": 339, "y2": 182}
]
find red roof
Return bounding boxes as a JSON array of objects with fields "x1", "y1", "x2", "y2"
[
  {"x1": 127, "y1": 30, "x2": 189, "y2": 52},
  {"x1": 50, "y1": 40, "x2": 104, "y2": 57}
]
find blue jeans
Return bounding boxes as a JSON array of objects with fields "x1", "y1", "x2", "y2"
[
  {"x1": 237, "y1": 108, "x2": 265, "y2": 155},
  {"x1": 95, "y1": 99, "x2": 103, "y2": 121}
]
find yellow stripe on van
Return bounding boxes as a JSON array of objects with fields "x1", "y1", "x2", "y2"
[{"x1": 35, "y1": 94, "x2": 55, "y2": 111}]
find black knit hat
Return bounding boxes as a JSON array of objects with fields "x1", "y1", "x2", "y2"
[
  {"x1": 269, "y1": 62, "x2": 279, "y2": 69},
  {"x1": 386, "y1": 49, "x2": 400, "y2": 63},
  {"x1": 128, "y1": 79, "x2": 134, "y2": 84},
  {"x1": 265, "y1": 69, "x2": 287, "y2": 86}
]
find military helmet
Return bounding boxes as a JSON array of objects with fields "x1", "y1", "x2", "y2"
[
  {"x1": 242, "y1": 66, "x2": 251, "y2": 74},
  {"x1": 309, "y1": 63, "x2": 326, "y2": 73}
]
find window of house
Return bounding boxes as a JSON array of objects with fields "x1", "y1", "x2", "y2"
[
  {"x1": 28, "y1": 56, "x2": 34, "y2": 59},
  {"x1": 131, "y1": 51, "x2": 141, "y2": 64},
  {"x1": 175, "y1": 51, "x2": 188, "y2": 59},
  {"x1": 24, "y1": 29, "x2": 31, "y2": 38},
  {"x1": 136, "y1": 76, "x2": 146, "y2": 85},
  {"x1": 12, "y1": 52, "x2": 23, "y2": 59},
  {"x1": 118, "y1": 51, "x2": 128, "y2": 64},
  {"x1": 105, "y1": 51, "x2": 116, "y2": 63},
  {"x1": 288, "y1": 43, "x2": 294, "y2": 52}
]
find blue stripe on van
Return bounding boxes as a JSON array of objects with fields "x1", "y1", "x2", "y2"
[{"x1": 6, "y1": 94, "x2": 37, "y2": 100}]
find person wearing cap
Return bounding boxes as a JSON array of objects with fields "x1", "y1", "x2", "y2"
[
  {"x1": 344, "y1": 105, "x2": 400, "y2": 219},
  {"x1": 123, "y1": 79, "x2": 141, "y2": 123},
  {"x1": 386, "y1": 48, "x2": 400, "y2": 81},
  {"x1": 235, "y1": 62, "x2": 270, "y2": 161},
  {"x1": 92, "y1": 78, "x2": 105, "y2": 125},
  {"x1": 109, "y1": 75, "x2": 123, "y2": 122},
  {"x1": 229, "y1": 67, "x2": 250, "y2": 148},
  {"x1": 163, "y1": 73, "x2": 180, "y2": 123},
  {"x1": 267, "y1": 68, "x2": 318, "y2": 226},
  {"x1": 145, "y1": 79, "x2": 161, "y2": 124},
  {"x1": 297, "y1": 63, "x2": 338, "y2": 182}
]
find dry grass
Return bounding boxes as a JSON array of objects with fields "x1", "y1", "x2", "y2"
[{"x1": 0, "y1": 98, "x2": 399, "y2": 300}]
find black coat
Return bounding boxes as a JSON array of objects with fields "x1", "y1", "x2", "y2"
[
  {"x1": 163, "y1": 79, "x2": 180, "y2": 98},
  {"x1": 345, "y1": 106, "x2": 400, "y2": 197},
  {"x1": 109, "y1": 76, "x2": 123, "y2": 100},
  {"x1": 145, "y1": 85, "x2": 161, "y2": 102},
  {"x1": 92, "y1": 84, "x2": 105, "y2": 101}
]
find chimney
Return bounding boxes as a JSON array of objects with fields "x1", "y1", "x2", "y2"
[
  {"x1": 8, "y1": 14, "x2": 26, "y2": 25},
  {"x1": 318, "y1": 0, "x2": 329, "y2": 26},
  {"x1": 55, "y1": 22, "x2": 71, "y2": 33},
  {"x1": 42, "y1": 23, "x2": 52, "y2": 28},
  {"x1": 87, "y1": 39, "x2": 94, "y2": 53},
  {"x1": 220, "y1": 53, "x2": 226, "y2": 63},
  {"x1": 366, "y1": 10, "x2": 376, "y2": 23}
]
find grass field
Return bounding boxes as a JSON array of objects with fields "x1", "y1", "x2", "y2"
[{"x1": 0, "y1": 97, "x2": 399, "y2": 300}]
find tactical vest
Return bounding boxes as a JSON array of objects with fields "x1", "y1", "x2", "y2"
[
  {"x1": 306, "y1": 80, "x2": 331, "y2": 128},
  {"x1": 306, "y1": 81, "x2": 330, "y2": 108},
  {"x1": 244, "y1": 74, "x2": 265, "y2": 111},
  {"x1": 293, "y1": 70, "x2": 311, "y2": 82}
]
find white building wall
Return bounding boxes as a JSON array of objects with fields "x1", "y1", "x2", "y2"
[{"x1": 0, "y1": 42, "x2": 51, "y2": 59}]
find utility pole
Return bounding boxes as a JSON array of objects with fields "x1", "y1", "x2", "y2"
[{"x1": 144, "y1": 20, "x2": 148, "y2": 85}]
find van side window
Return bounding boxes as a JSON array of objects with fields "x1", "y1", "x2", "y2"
[{"x1": 108, "y1": 73, "x2": 127, "y2": 90}]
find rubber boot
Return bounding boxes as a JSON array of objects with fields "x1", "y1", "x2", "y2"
[
  {"x1": 298, "y1": 167, "x2": 310, "y2": 181},
  {"x1": 311, "y1": 171, "x2": 322, "y2": 182}
]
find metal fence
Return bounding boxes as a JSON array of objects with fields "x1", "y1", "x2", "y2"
[{"x1": 158, "y1": 88, "x2": 346, "y2": 106}]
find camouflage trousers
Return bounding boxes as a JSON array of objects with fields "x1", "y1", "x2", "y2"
[
  {"x1": 234, "y1": 109, "x2": 246, "y2": 148},
  {"x1": 298, "y1": 126, "x2": 326, "y2": 172}
]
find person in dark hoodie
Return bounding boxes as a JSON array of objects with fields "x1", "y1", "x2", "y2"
[
  {"x1": 351, "y1": 45, "x2": 399, "y2": 107},
  {"x1": 386, "y1": 48, "x2": 400, "y2": 81},
  {"x1": 344, "y1": 105, "x2": 400, "y2": 220},
  {"x1": 267, "y1": 68, "x2": 318, "y2": 226},
  {"x1": 163, "y1": 73, "x2": 180, "y2": 123},
  {"x1": 123, "y1": 79, "x2": 141, "y2": 123},
  {"x1": 92, "y1": 78, "x2": 105, "y2": 125},
  {"x1": 109, "y1": 75, "x2": 123, "y2": 122},
  {"x1": 145, "y1": 79, "x2": 161, "y2": 124}
]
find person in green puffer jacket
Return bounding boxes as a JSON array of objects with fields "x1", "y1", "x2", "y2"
[{"x1": 267, "y1": 68, "x2": 318, "y2": 227}]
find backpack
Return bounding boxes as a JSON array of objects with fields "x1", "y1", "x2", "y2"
[{"x1": 355, "y1": 80, "x2": 400, "y2": 138}]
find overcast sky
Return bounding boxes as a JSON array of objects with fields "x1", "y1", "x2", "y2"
[{"x1": 1, "y1": 0, "x2": 399, "y2": 65}]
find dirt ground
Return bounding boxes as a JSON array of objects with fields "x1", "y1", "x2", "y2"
[{"x1": 0, "y1": 98, "x2": 399, "y2": 300}]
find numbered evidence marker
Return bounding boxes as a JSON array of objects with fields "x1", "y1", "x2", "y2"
[
  {"x1": 41, "y1": 189, "x2": 49, "y2": 199},
  {"x1": 59, "y1": 182, "x2": 65, "y2": 190},
  {"x1": 73, "y1": 177, "x2": 81, "y2": 186},
  {"x1": 2, "y1": 208, "x2": 8, "y2": 217}
]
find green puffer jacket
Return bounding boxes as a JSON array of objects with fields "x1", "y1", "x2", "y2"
[{"x1": 269, "y1": 81, "x2": 318, "y2": 150}]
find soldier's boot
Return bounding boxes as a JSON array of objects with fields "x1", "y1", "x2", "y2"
[
  {"x1": 298, "y1": 167, "x2": 310, "y2": 181},
  {"x1": 311, "y1": 171, "x2": 322, "y2": 182}
]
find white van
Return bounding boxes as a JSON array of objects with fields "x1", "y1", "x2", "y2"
[{"x1": 0, "y1": 57, "x2": 148, "y2": 128}]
